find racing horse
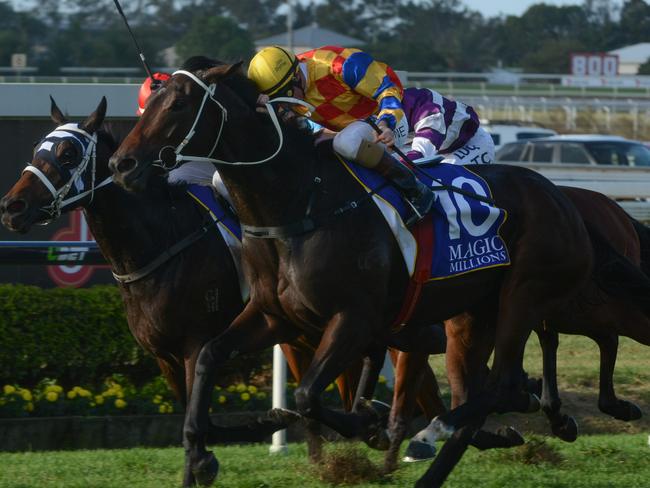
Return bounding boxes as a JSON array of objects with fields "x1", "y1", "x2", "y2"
[
  {"x1": 106, "y1": 61, "x2": 619, "y2": 485},
  {"x1": 413, "y1": 187, "x2": 649, "y2": 446},
  {"x1": 0, "y1": 98, "x2": 447, "y2": 476}
]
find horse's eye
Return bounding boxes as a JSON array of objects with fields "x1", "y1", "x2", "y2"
[{"x1": 59, "y1": 147, "x2": 78, "y2": 166}]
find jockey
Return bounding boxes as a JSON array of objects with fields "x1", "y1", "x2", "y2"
[
  {"x1": 248, "y1": 45, "x2": 434, "y2": 220},
  {"x1": 136, "y1": 72, "x2": 232, "y2": 201},
  {"x1": 398, "y1": 87, "x2": 495, "y2": 165}
]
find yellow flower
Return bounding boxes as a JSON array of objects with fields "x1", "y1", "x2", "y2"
[
  {"x1": 167, "y1": 404, "x2": 174, "y2": 414},
  {"x1": 247, "y1": 385, "x2": 258, "y2": 394},
  {"x1": 378, "y1": 375, "x2": 387, "y2": 384},
  {"x1": 94, "y1": 395, "x2": 104, "y2": 405},
  {"x1": 236, "y1": 383, "x2": 247, "y2": 393},
  {"x1": 45, "y1": 391, "x2": 58, "y2": 402},
  {"x1": 24, "y1": 402, "x2": 34, "y2": 412},
  {"x1": 3, "y1": 385, "x2": 16, "y2": 395},
  {"x1": 114, "y1": 399, "x2": 127, "y2": 409},
  {"x1": 153, "y1": 395, "x2": 162, "y2": 404},
  {"x1": 255, "y1": 392, "x2": 267, "y2": 400},
  {"x1": 67, "y1": 390, "x2": 77, "y2": 400},
  {"x1": 226, "y1": 385, "x2": 236, "y2": 393},
  {"x1": 158, "y1": 404, "x2": 167, "y2": 414},
  {"x1": 20, "y1": 389, "x2": 33, "y2": 402},
  {"x1": 218, "y1": 395, "x2": 227, "y2": 404},
  {"x1": 240, "y1": 392, "x2": 250, "y2": 401},
  {"x1": 215, "y1": 385, "x2": 222, "y2": 391},
  {"x1": 325, "y1": 383, "x2": 335, "y2": 392},
  {"x1": 77, "y1": 389, "x2": 91, "y2": 398},
  {"x1": 53, "y1": 385, "x2": 63, "y2": 393},
  {"x1": 115, "y1": 391, "x2": 125, "y2": 399}
]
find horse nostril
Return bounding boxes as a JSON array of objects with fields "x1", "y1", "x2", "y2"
[
  {"x1": 5, "y1": 199, "x2": 27, "y2": 215},
  {"x1": 117, "y1": 158, "x2": 138, "y2": 174}
]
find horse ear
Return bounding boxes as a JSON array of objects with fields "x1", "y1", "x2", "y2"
[
  {"x1": 79, "y1": 96, "x2": 107, "y2": 134},
  {"x1": 50, "y1": 95, "x2": 68, "y2": 125},
  {"x1": 205, "y1": 62, "x2": 244, "y2": 82}
]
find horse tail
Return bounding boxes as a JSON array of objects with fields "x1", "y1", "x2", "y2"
[
  {"x1": 587, "y1": 222, "x2": 650, "y2": 315},
  {"x1": 630, "y1": 218, "x2": 650, "y2": 278}
]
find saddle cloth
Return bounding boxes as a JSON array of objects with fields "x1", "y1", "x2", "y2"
[
  {"x1": 338, "y1": 157, "x2": 511, "y2": 326},
  {"x1": 186, "y1": 184, "x2": 249, "y2": 302}
]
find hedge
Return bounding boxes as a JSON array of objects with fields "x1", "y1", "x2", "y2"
[{"x1": 0, "y1": 284, "x2": 157, "y2": 387}]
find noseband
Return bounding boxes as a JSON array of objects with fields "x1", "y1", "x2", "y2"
[
  {"x1": 23, "y1": 123, "x2": 112, "y2": 221},
  {"x1": 153, "y1": 69, "x2": 315, "y2": 169}
]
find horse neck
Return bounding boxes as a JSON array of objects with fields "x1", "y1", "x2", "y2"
[
  {"x1": 215, "y1": 120, "x2": 321, "y2": 227},
  {"x1": 83, "y1": 181, "x2": 198, "y2": 277}
]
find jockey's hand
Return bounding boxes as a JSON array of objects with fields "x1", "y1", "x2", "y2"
[
  {"x1": 376, "y1": 121, "x2": 395, "y2": 147},
  {"x1": 256, "y1": 94, "x2": 270, "y2": 114}
]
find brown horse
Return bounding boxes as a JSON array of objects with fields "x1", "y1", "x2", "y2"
[
  {"x1": 0, "y1": 98, "x2": 447, "y2": 479},
  {"x1": 411, "y1": 189, "x2": 650, "y2": 486},
  {"x1": 106, "y1": 61, "x2": 617, "y2": 485}
]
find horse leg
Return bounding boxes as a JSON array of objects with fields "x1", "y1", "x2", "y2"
[
  {"x1": 352, "y1": 346, "x2": 386, "y2": 411},
  {"x1": 292, "y1": 311, "x2": 381, "y2": 443},
  {"x1": 281, "y1": 343, "x2": 326, "y2": 463},
  {"x1": 184, "y1": 304, "x2": 297, "y2": 486},
  {"x1": 385, "y1": 350, "x2": 428, "y2": 472},
  {"x1": 535, "y1": 327, "x2": 578, "y2": 442},
  {"x1": 389, "y1": 346, "x2": 447, "y2": 420},
  {"x1": 593, "y1": 333, "x2": 642, "y2": 421},
  {"x1": 157, "y1": 356, "x2": 186, "y2": 406}
]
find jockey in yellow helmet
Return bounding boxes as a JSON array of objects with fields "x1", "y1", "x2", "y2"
[{"x1": 248, "y1": 45, "x2": 434, "y2": 221}]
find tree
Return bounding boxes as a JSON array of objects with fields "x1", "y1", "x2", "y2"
[
  {"x1": 175, "y1": 15, "x2": 255, "y2": 63},
  {"x1": 637, "y1": 57, "x2": 650, "y2": 74}
]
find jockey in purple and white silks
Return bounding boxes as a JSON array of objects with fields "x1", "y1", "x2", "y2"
[{"x1": 396, "y1": 87, "x2": 494, "y2": 165}]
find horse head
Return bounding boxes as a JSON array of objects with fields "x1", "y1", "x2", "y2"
[
  {"x1": 109, "y1": 60, "x2": 257, "y2": 193},
  {"x1": 0, "y1": 96, "x2": 112, "y2": 233}
]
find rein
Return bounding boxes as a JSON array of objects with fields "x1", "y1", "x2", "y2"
[
  {"x1": 25, "y1": 122, "x2": 220, "y2": 285},
  {"x1": 153, "y1": 70, "x2": 314, "y2": 170},
  {"x1": 112, "y1": 214, "x2": 219, "y2": 284}
]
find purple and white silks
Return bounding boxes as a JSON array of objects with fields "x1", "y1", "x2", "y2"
[{"x1": 400, "y1": 87, "x2": 481, "y2": 162}]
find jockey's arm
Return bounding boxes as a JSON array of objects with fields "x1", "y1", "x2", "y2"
[{"x1": 337, "y1": 50, "x2": 405, "y2": 145}]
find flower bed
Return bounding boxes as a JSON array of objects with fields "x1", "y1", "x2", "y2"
[{"x1": 0, "y1": 375, "x2": 393, "y2": 419}]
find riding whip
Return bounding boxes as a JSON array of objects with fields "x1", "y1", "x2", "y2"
[
  {"x1": 112, "y1": 0, "x2": 155, "y2": 82},
  {"x1": 367, "y1": 119, "x2": 495, "y2": 206}
]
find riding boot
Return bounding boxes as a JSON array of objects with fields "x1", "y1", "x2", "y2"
[{"x1": 374, "y1": 151, "x2": 435, "y2": 224}]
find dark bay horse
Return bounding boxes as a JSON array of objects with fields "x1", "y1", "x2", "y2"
[
  {"x1": 107, "y1": 63, "x2": 614, "y2": 485},
  {"x1": 0, "y1": 98, "x2": 447, "y2": 478},
  {"x1": 414, "y1": 189, "x2": 650, "y2": 486}
]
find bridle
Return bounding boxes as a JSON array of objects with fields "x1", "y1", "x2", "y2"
[
  {"x1": 23, "y1": 123, "x2": 112, "y2": 222},
  {"x1": 152, "y1": 69, "x2": 315, "y2": 170}
]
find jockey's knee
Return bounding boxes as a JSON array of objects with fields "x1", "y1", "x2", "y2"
[{"x1": 333, "y1": 121, "x2": 383, "y2": 168}]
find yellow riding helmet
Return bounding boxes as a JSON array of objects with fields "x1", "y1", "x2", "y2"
[{"x1": 248, "y1": 46, "x2": 300, "y2": 96}]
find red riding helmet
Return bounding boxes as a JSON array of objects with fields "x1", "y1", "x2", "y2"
[{"x1": 137, "y1": 72, "x2": 171, "y2": 115}]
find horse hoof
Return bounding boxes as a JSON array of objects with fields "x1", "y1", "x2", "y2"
[
  {"x1": 364, "y1": 428, "x2": 390, "y2": 451},
  {"x1": 600, "y1": 400, "x2": 643, "y2": 422},
  {"x1": 552, "y1": 415, "x2": 578, "y2": 443},
  {"x1": 496, "y1": 426, "x2": 525, "y2": 447},
  {"x1": 526, "y1": 393, "x2": 541, "y2": 413},
  {"x1": 369, "y1": 399, "x2": 391, "y2": 426},
  {"x1": 403, "y1": 440, "x2": 437, "y2": 463},
  {"x1": 266, "y1": 407, "x2": 302, "y2": 426},
  {"x1": 192, "y1": 452, "x2": 220, "y2": 487}
]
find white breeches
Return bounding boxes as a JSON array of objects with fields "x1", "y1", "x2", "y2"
[{"x1": 332, "y1": 119, "x2": 409, "y2": 161}]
